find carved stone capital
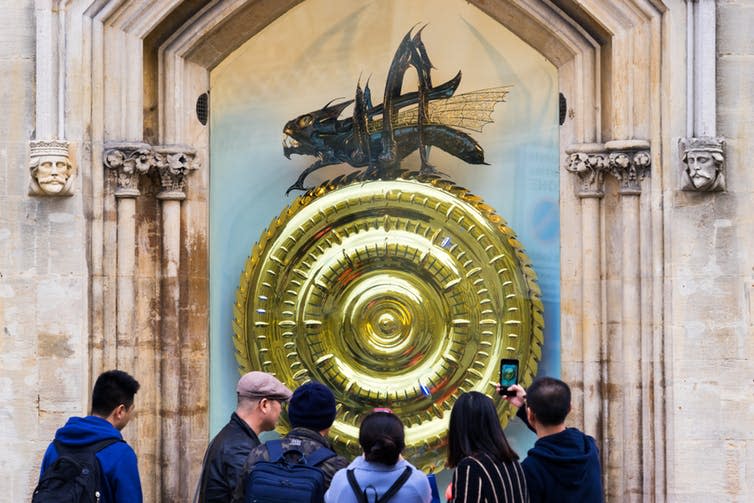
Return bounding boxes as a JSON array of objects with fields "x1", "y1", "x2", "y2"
[
  {"x1": 606, "y1": 140, "x2": 651, "y2": 195},
  {"x1": 679, "y1": 136, "x2": 725, "y2": 192},
  {"x1": 104, "y1": 142, "x2": 154, "y2": 198},
  {"x1": 29, "y1": 139, "x2": 75, "y2": 197},
  {"x1": 564, "y1": 144, "x2": 608, "y2": 198},
  {"x1": 153, "y1": 145, "x2": 199, "y2": 200}
]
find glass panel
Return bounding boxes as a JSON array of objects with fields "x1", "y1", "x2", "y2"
[{"x1": 210, "y1": 0, "x2": 559, "y2": 493}]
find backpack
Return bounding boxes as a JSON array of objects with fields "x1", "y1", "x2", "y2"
[
  {"x1": 32, "y1": 438, "x2": 120, "y2": 503},
  {"x1": 346, "y1": 466, "x2": 412, "y2": 503},
  {"x1": 242, "y1": 439, "x2": 336, "y2": 503}
]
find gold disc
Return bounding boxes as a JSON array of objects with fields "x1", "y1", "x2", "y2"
[{"x1": 233, "y1": 172, "x2": 544, "y2": 471}]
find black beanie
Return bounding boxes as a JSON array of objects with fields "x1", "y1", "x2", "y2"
[{"x1": 288, "y1": 381, "x2": 337, "y2": 431}]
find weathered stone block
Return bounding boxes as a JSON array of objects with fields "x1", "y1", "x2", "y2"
[
  {"x1": 718, "y1": 3, "x2": 754, "y2": 56},
  {"x1": 673, "y1": 321, "x2": 749, "y2": 361},
  {"x1": 0, "y1": 397, "x2": 39, "y2": 441},
  {"x1": 4, "y1": 141, "x2": 36, "y2": 197},
  {"x1": 672, "y1": 370, "x2": 724, "y2": 440},
  {"x1": 717, "y1": 55, "x2": 754, "y2": 139},
  {"x1": 0, "y1": 277, "x2": 37, "y2": 353},
  {"x1": 0, "y1": 3, "x2": 33, "y2": 60},
  {"x1": 6, "y1": 438, "x2": 47, "y2": 502},
  {"x1": 671, "y1": 439, "x2": 728, "y2": 496}
]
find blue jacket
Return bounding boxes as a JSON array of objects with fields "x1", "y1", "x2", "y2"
[
  {"x1": 522, "y1": 427, "x2": 603, "y2": 503},
  {"x1": 325, "y1": 456, "x2": 431, "y2": 503},
  {"x1": 40, "y1": 416, "x2": 143, "y2": 503}
]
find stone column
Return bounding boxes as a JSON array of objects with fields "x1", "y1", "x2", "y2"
[
  {"x1": 681, "y1": 0, "x2": 725, "y2": 192},
  {"x1": 103, "y1": 143, "x2": 153, "y2": 372},
  {"x1": 153, "y1": 146, "x2": 198, "y2": 502},
  {"x1": 564, "y1": 144, "x2": 607, "y2": 442},
  {"x1": 29, "y1": 3, "x2": 76, "y2": 197},
  {"x1": 689, "y1": 0, "x2": 716, "y2": 137},
  {"x1": 606, "y1": 140, "x2": 651, "y2": 502}
]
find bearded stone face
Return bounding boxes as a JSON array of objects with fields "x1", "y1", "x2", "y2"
[
  {"x1": 683, "y1": 150, "x2": 724, "y2": 191},
  {"x1": 32, "y1": 155, "x2": 72, "y2": 195}
]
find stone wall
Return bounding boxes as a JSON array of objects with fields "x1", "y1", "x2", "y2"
[
  {"x1": 0, "y1": 0, "x2": 90, "y2": 501},
  {"x1": 667, "y1": 1, "x2": 754, "y2": 501},
  {"x1": 0, "y1": 0, "x2": 753, "y2": 502}
]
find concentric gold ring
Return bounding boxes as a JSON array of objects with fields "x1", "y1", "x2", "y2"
[{"x1": 233, "y1": 172, "x2": 544, "y2": 471}]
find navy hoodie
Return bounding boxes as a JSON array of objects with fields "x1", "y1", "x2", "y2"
[
  {"x1": 40, "y1": 416, "x2": 143, "y2": 503},
  {"x1": 522, "y1": 428, "x2": 603, "y2": 503}
]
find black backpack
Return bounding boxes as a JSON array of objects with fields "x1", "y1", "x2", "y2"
[
  {"x1": 32, "y1": 438, "x2": 121, "y2": 503},
  {"x1": 241, "y1": 439, "x2": 336, "y2": 503},
  {"x1": 346, "y1": 466, "x2": 412, "y2": 503}
]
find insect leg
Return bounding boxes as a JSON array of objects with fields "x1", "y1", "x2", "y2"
[
  {"x1": 410, "y1": 27, "x2": 435, "y2": 172},
  {"x1": 285, "y1": 158, "x2": 335, "y2": 195},
  {"x1": 353, "y1": 79, "x2": 373, "y2": 168},
  {"x1": 379, "y1": 31, "x2": 413, "y2": 175}
]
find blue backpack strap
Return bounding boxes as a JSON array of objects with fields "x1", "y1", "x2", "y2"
[
  {"x1": 303, "y1": 446, "x2": 336, "y2": 466},
  {"x1": 266, "y1": 439, "x2": 284, "y2": 462}
]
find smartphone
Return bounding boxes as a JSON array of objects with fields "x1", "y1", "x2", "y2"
[{"x1": 499, "y1": 358, "x2": 519, "y2": 397}]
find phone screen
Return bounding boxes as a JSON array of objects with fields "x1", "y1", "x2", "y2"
[{"x1": 499, "y1": 359, "x2": 519, "y2": 396}]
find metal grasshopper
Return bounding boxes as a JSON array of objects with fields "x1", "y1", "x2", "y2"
[{"x1": 282, "y1": 27, "x2": 509, "y2": 194}]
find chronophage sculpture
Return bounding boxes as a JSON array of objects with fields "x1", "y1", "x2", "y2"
[{"x1": 282, "y1": 27, "x2": 510, "y2": 194}]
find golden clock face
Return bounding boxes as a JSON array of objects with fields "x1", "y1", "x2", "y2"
[{"x1": 233, "y1": 173, "x2": 543, "y2": 471}]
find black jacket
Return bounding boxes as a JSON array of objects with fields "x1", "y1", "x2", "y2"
[{"x1": 197, "y1": 412, "x2": 261, "y2": 503}]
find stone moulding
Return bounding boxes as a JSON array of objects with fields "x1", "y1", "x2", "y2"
[
  {"x1": 565, "y1": 140, "x2": 651, "y2": 197},
  {"x1": 104, "y1": 142, "x2": 154, "y2": 197},
  {"x1": 606, "y1": 140, "x2": 651, "y2": 195},
  {"x1": 103, "y1": 142, "x2": 199, "y2": 198},
  {"x1": 28, "y1": 139, "x2": 75, "y2": 197},
  {"x1": 679, "y1": 136, "x2": 725, "y2": 192},
  {"x1": 565, "y1": 143, "x2": 609, "y2": 198},
  {"x1": 153, "y1": 145, "x2": 199, "y2": 200}
]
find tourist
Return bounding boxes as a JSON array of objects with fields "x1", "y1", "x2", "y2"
[
  {"x1": 36, "y1": 370, "x2": 142, "y2": 502},
  {"x1": 234, "y1": 381, "x2": 348, "y2": 501},
  {"x1": 446, "y1": 391, "x2": 527, "y2": 502},
  {"x1": 503, "y1": 377, "x2": 603, "y2": 502},
  {"x1": 325, "y1": 409, "x2": 431, "y2": 502},
  {"x1": 196, "y1": 371, "x2": 292, "y2": 502}
]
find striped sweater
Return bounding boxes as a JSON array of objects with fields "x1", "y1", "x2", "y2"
[{"x1": 451, "y1": 453, "x2": 528, "y2": 503}]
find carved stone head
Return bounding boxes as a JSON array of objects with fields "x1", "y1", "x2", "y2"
[
  {"x1": 29, "y1": 140, "x2": 74, "y2": 196},
  {"x1": 680, "y1": 137, "x2": 725, "y2": 192}
]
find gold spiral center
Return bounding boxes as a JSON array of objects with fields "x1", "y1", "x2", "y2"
[{"x1": 375, "y1": 311, "x2": 400, "y2": 338}]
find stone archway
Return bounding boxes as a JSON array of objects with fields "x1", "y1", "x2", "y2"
[{"x1": 47, "y1": 1, "x2": 669, "y2": 500}]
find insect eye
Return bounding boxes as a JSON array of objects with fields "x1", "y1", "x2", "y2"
[{"x1": 297, "y1": 115, "x2": 313, "y2": 128}]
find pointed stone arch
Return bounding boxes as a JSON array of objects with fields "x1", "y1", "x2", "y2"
[{"x1": 53, "y1": 0, "x2": 671, "y2": 500}]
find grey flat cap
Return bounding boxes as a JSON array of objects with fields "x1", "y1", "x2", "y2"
[{"x1": 236, "y1": 371, "x2": 293, "y2": 401}]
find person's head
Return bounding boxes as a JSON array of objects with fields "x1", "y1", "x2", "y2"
[
  {"x1": 287, "y1": 381, "x2": 337, "y2": 434},
  {"x1": 526, "y1": 377, "x2": 571, "y2": 427},
  {"x1": 30, "y1": 155, "x2": 73, "y2": 196},
  {"x1": 447, "y1": 391, "x2": 518, "y2": 468},
  {"x1": 359, "y1": 410, "x2": 405, "y2": 466},
  {"x1": 681, "y1": 145, "x2": 724, "y2": 191},
  {"x1": 91, "y1": 370, "x2": 140, "y2": 431},
  {"x1": 235, "y1": 371, "x2": 293, "y2": 433}
]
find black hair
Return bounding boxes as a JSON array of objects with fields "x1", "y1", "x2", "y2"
[
  {"x1": 91, "y1": 370, "x2": 140, "y2": 417},
  {"x1": 526, "y1": 376, "x2": 571, "y2": 426},
  {"x1": 359, "y1": 411, "x2": 405, "y2": 465},
  {"x1": 447, "y1": 391, "x2": 519, "y2": 468}
]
